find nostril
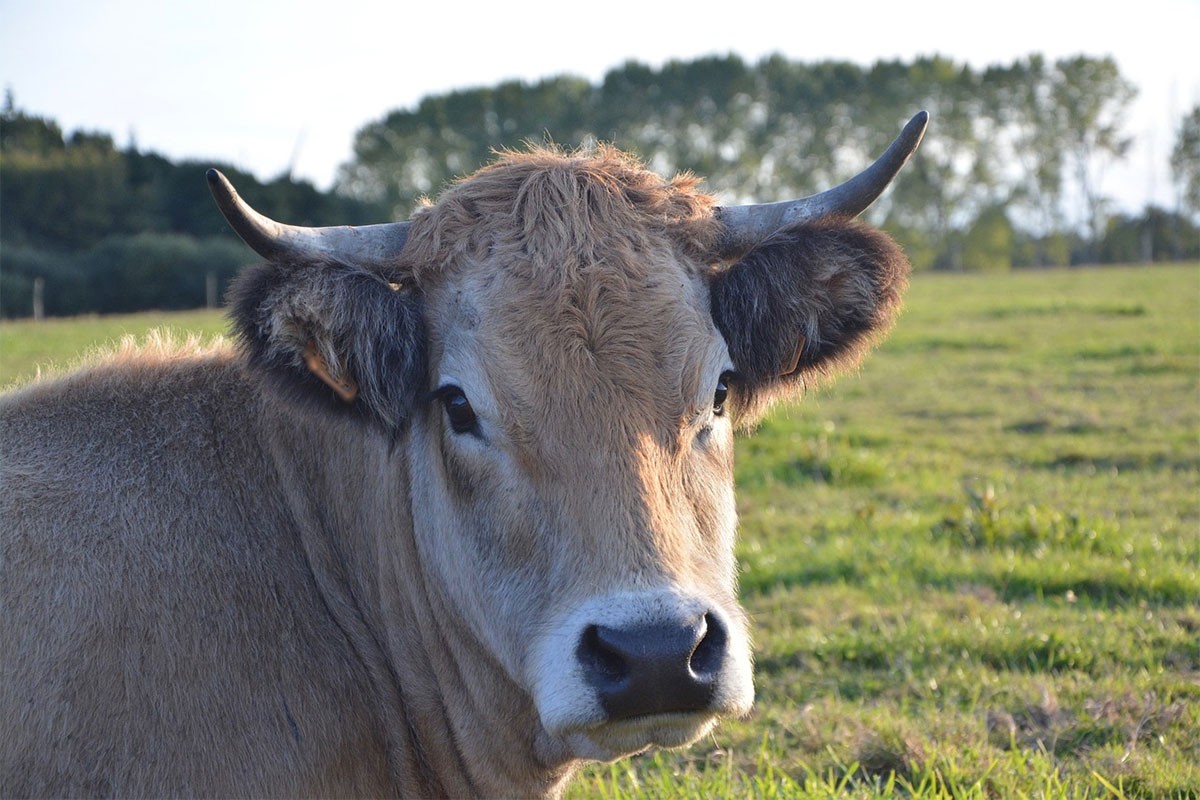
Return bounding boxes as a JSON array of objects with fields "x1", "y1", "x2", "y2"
[
  {"x1": 689, "y1": 612, "x2": 726, "y2": 678},
  {"x1": 578, "y1": 624, "x2": 630, "y2": 689}
]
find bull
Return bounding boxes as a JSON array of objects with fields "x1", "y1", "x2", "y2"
[{"x1": 0, "y1": 112, "x2": 926, "y2": 797}]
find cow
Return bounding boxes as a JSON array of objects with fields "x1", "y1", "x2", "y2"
[{"x1": 0, "y1": 112, "x2": 926, "y2": 798}]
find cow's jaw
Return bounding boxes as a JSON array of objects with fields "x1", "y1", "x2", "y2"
[
  {"x1": 558, "y1": 712, "x2": 720, "y2": 763},
  {"x1": 529, "y1": 587, "x2": 754, "y2": 761}
]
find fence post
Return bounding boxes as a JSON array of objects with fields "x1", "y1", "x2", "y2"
[
  {"x1": 206, "y1": 272, "x2": 218, "y2": 310},
  {"x1": 33, "y1": 277, "x2": 45, "y2": 322}
]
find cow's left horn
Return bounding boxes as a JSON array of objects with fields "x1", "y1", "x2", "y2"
[
  {"x1": 206, "y1": 169, "x2": 410, "y2": 267},
  {"x1": 715, "y1": 111, "x2": 928, "y2": 256}
]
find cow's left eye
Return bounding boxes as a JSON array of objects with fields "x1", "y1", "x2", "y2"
[
  {"x1": 713, "y1": 372, "x2": 732, "y2": 416},
  {"x1": 437, "y1": 386, "x2": 478, "y2": 434}
]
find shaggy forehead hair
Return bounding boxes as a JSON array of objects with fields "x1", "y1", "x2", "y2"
[
  {"x1": 398, "y1": 146, "x2": 728, "y2": 446},
  {"x1": 399, "y1": 144, "x2": 723, "y2": 284}
]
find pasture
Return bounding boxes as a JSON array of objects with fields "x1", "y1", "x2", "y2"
[{"x1": 1, "y1": 265, "x2": 1197, "y2": 798}]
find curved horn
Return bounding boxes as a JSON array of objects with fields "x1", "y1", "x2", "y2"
[
  {"x1": 715, "y1": 111, "x2": 928, "y2": 255},
  {"x1": 206, "y1": 169, "x2": 410, "y2": 267}
]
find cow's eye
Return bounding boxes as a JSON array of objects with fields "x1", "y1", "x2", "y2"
[
  {"x1": 713, "y1": 372, "x2": 733, "y2": 416},
  {"x1": 437, "y1": 386, "x2": 478, "y2": 434}
]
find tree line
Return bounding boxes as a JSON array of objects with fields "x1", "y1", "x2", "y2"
[
  {"x1": 341, "y1": 53, "x2": 1199, "y2": 271},
  {"x1": 3, "y1": 54, "x2": 1198, "y2": 318},
  {"x1": 0, "y1": 93, "x2": 387, "y2": 318}
]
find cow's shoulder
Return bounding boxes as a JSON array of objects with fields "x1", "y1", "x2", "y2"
[
  {"x1": 0, "y1": 332, "x2": 396, "y2": 797},
  {"x1": 1, "y1": 332, "x2": 272, "y2": 550},
  {"x1": 3, "y1": 331, "x2": 243, "y2": 419}
]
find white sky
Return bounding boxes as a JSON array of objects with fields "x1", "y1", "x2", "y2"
[{"x1": 2, "y1": 0, "x2": 1198, "y2": 213}]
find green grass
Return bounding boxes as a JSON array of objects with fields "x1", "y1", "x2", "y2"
[
  {"x1": 2, "y1": 265, "x2": 1198, "y2": 798},
  {"x1": 0, "y1": 308, "x2": 230, "y2": 389}
]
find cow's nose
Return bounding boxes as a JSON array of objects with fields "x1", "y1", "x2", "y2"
[{"x1": 576, "y1": 613, "x2": 726, "y2": 720}]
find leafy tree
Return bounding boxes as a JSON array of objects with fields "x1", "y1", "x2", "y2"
[
  {"x1": 339, "y1": 75, "x2": 595, "y2": 216},
  {"x1": 880, "y1": 215, "x2": 937, "y2": 272},
  {"x1": 1049, "y1": 56, "x2": 1137, "y2": 258},
  {"x1": 1, "y1": 103, "x2": 128, "y2": 250},
  {"x1": 962, "y1": 205, "x2": 1015, "y2": 272},
  {"x1": 1, "y1": 90, "x2": 66, "y2": 155},
  {"x1": 0, "y1": 246, "x2": 83, "y2": 317},
  {"x1": 0, "y1": 95, "x2": 384, "y2": 317},
  {"x1": 80, "y1": 234, "x2": 248, "y2": 313},
  {"x1": 982, "y1": 56, "x2": 1068, "y2": 263},
  {"x1": 1099, "y1": 207, "x2": 1200, "y2": 263},
  {"x1": 1171, "y1": 106, "x2": 1200, "y2": 223},
  {"x1": 336, "y1": 53, "x2": 1143, "y2": 272}
]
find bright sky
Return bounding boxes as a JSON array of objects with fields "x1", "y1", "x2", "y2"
[{"x1": 3, "y1": 0, "x2": 1198, "y2": 213}]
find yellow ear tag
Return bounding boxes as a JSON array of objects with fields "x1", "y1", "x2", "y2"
[
  {"x1": 304, "y1": 342, "x2": 359, "y2": 402},
  {"x1": 780, "y1": 335, "x2": 807, "y2": 377}
]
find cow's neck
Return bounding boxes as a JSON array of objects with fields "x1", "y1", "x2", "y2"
[
  {"x1": 270, "y1": 413, "x2": 576, "y2": 798},
  {"x1": 378, "y1": 526, "x2": 578, "y2": 797}
]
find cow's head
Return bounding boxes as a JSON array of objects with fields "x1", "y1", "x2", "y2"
[{"x1": 212, "y1": 113, "x2": 925, "y2": 763}]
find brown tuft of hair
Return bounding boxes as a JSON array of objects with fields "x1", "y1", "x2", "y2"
[{"x1": 398, "y1": 144, "x2": 722, "y2": 285}]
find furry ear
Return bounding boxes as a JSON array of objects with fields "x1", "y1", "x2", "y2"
[
  {"x1": 228, "y1": 258, "x2": 427, "y2": 433},
  {"x1": 709, "y1": 217, "x2": 909, "y2": 426}
]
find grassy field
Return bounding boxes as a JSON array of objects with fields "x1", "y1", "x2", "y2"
[
  {"x1": 0, "y1": 308, "x2": 231, "y2": 389},
  {"x1": 2, "y1": 265, "x2": 1197, "y2": 798}
]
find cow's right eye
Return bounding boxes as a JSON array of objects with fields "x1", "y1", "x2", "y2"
[
  {"x1": 437, "y1": 386, "x2": 478, "y2": 435},
  {"x1": 713, "y1": 372, "x2": 733, "y2": 416}
]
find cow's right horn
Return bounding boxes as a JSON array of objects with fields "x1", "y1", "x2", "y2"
[
  {"x1": 207, "y1": 169, "x2": 410, "y2": 268},
  {"x1": 714, "y1": 111, "x2": 928, "y2": 256}
]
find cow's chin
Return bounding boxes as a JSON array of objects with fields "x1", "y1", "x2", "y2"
[{"x1": 555, "y1": 712, "x2": 719, "y2": 763}]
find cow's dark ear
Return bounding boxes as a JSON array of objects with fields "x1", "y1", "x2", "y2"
[
  {"x1": 228, "y1": 258, "x2": 426, "y2": 433},
  {"x1": 709, "y1": 218, "x2": 909, "y2": 426}
]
